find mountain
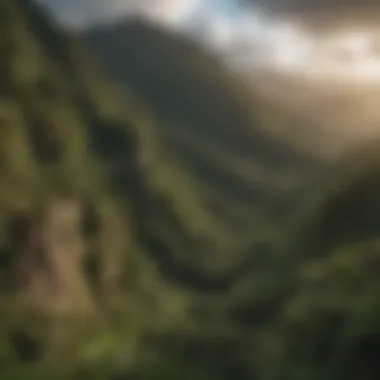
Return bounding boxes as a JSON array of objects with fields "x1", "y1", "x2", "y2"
[
  {"x1": 81, "y1": 16, "x2": 380, "y2": 380},
  {"x1": 0, "y1": 0, "x2": 224, "y2": 377},
  {"x1": 4, "y1": 1, "x2": 380, "y2": 379},
  {"x1": 82, "y1": 18, "x2": 328, "y2": 241},
  {"x1": 1, "y1": 1, "x2": 306, "y2": 378}
]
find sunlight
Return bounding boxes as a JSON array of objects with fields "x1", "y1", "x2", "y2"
[
  {"x1": 268, "y1": 22, "x2": 311, "y2": 70},
  {"x1": 338, "y1": 31, "x2": 372, "y2": 55},
  {"x1": 312, "y1": 30, "x2": 380, "y2": 82},
  {"x1": 258, "y1": 23, "x2": 380, "y2": 83}
]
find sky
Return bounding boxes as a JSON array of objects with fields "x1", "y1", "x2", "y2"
[
  {"x1": 40, "y1": 0, "x2": 380, "y2": 27},
  {"x1": 38, "y1": 0, "x2": 380, "y2": 81}
]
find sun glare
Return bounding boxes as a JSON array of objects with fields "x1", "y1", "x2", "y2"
[
  {"x1": 338, "y1": 31, "x2": 372, "y2": 55},
  {"x1": 261, "y1": 25, "x2": 380, "y2": 82}
]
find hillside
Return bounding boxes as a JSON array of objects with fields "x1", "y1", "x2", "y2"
[
  {"x1": 4, "y1": 1, "x2": 380, "y2": 380},
  {"x1": 0, "y1": 1, "x2": 311, "y2": 378},
  {"x1": 78, "y1": 15, "x2": 380, "y2": 380},
  {"x1": 0, "y1": 0, "x2": 227, "y2": 377},
  {"x1": 81, "y1": 19, "x2": 328, "y2": 233}
]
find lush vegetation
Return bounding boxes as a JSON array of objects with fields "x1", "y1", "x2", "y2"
[
  {"x1": 82, "y1": 19, "x2": 328, "y2": 270},
  {"x1": 1, "y1": 1, "x2": 380, "y2": 379}
]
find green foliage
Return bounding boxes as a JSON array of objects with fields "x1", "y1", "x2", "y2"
[{"x1": 4, "y1": 1, "x2": 380, "y2": 380}]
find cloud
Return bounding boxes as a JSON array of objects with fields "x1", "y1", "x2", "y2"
[
  {"x1": 238, "y1": 0, "x2": 380, "y2": 14},
  {"x1": 187, "y1": 7, "x2": 272, "y2": 55},
  {"x1": 132, "y1": 0, "x2": 202, "y2": 25}
]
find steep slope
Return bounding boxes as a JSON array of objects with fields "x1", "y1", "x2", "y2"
[
  {"x1": 1, "y1": 0, "x2": 254, "y2": 296},
  {"x1": 178, "y1": 140, "x2": 380, "y2": 380},
  {"x1": 82, "y1": 19, "x2": 327, "y2": 236},
  {"x1": 1, "y1": 2, "x2": 312, "y2": 370},
  {"x1": 0, "y1": 0, "x2": 247, "y2": 377},
  {"x1": 79, "y1": 15, "x2": 380, "y2": 380},
  {"x1": 277, "y1": 143, "x2": 380, "y2": 380},
  {"x1": 144, "y1": 140, "x2": 380, "y2": 380}
]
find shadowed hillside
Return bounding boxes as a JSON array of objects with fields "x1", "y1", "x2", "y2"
[
  {"x1": 83, "y1": 21, "x2": 327, "y2": 208},
  {"x1": 82, "y1": 19, "x2": 329, "y2": 265}
]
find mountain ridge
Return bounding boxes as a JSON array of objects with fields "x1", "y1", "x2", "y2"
[{"x1": 81, "y1": 17, "x2": 328, "y2": 235}]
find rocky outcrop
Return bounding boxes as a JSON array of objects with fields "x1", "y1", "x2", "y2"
[{"x1": 15, "y1": 194, "x2": 94, "y2": 315}]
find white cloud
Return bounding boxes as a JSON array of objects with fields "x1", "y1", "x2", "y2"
[
  {"x1": 187, "y1": 8, "x2": 272, "y2": 60},
  {"x1": 132, "y1": 0, "x2": 202, "y2": 25}
]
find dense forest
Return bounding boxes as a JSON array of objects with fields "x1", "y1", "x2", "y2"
[{"x1": 1, "y1": 0, "x2": 380, "y2": 379}]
